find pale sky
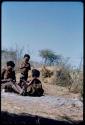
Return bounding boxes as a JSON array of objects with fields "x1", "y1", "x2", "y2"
[{"x1": 2, "y1": 2, "x2": 83, "y2": 67}]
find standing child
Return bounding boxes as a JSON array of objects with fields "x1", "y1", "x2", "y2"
[
  {"x1": 1, "y1": 61, "x2": 23, "y2": 95},
  {"x1": 19, "y1": 54, "x2": 31, "y2": 88}
]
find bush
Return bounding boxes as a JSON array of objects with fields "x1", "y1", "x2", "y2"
[
  {"x1": 52, "y1": 66, "x2": 72, "y2": 88},
  {"x1": 41, "y1": 66, "x2": 53, "y2": 78},
  {"x1": 70, "y1": 70, "x2": 83, "y2": 94},
  {"x1": 52, "y1": 65, "x2": 83, "y2": 94}
]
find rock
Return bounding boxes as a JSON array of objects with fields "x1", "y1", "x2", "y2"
[
  {"x1": 1, "y1": 92, "x2": 83, "y2": 121},
  {"x1": 74, "y1": 101, "x2": 83, "y2": 107}
]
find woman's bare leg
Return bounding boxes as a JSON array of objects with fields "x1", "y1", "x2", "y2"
[{"x1": 12, "y1": 83, "x2": 23, "y2": 94}]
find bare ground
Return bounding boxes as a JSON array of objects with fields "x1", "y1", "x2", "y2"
[{"x1": 1, "y1": 72, "x2": 83, "y2": 122}]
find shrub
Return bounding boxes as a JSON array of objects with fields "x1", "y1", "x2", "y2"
[
  {"x1": 52, "y1": 66, "x2": 73, "y2": 89},
  {"x1": 52, "y1": 65, "x2": 83, "y2": 94},
  {"x1": 70, "y1": 70, "x2": 83, "y2": 94},
  {"x1": 41, "y1": 66, "x2": 53, "y2": 78}
]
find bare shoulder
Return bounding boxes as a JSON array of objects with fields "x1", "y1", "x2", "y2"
[
  {"x1": 33, "y1": 79, "x2": 41, "y2": 84},
  {"x1": 1, "y1": 68, "x2": 6, "y2": 73}
]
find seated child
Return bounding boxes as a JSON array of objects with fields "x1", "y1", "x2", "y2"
[
  {"x1": 18, "y1": 54, "x2": 31, "y2": 88},
  {"x1": 25, "y1": 69, "x2": 44, "y2": 96},
  {"x1": 1, "y1": 61, "x2": 23, "y2": 95}
]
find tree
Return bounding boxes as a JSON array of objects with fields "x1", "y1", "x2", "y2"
[{"x1": 39, "y1": 49, "x2": 62, "y2": 66}]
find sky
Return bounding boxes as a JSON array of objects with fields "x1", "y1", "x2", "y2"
[{"x1": 2, "y1": 2, "x2": 83, "y2": 67}]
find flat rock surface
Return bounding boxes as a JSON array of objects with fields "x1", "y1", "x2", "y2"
[{"x1": 1, "y1": 92, "x2": 83, "y2": 121}]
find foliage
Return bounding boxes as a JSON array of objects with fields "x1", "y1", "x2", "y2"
[{"x1": 39, "y1": 49, "x2": 62, "y2": 65}]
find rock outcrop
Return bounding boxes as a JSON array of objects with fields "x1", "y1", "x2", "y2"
[{"x1": 1, "y1": 91, "x2": 83, "y2": 124}]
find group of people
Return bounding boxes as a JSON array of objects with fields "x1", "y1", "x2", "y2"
[{"x1": 1, "y1": 54, "x2": 44, "y2": 96}]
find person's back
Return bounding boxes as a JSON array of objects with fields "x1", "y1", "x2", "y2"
[
  {"x1": 31, "y1": 78, "x2": 43, "y2": 91},
  {"x1": 27, "y1": 69, "x2": 44, "y2": 96}
]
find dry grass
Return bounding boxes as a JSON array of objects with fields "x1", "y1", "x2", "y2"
[
  {"x1": 1, "y1": 66, "x2": 83, "y2": 122},
  {"x1": 40, "y1": 66, "x2": 83, "y2": 97},
  {"x1": 14, "y1": 65, "x2": 83, "y2": 99}
]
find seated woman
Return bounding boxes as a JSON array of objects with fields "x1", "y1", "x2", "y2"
[
  {"x1": 1, "y1": 61, "x2": 23, "y2": 95},
  {"x1": 22, "y1": 69, "x2": 44, "y2": 96}
]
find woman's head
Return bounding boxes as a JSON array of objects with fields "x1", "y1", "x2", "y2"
[{"x1": 6, "y1": 61, "x2": 15, "y2": 70}]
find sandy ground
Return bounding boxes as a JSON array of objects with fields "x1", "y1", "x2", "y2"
[
  {"x1": 1, "y1": 92, "x2": 83, "y2": 121},
  {"x1": 1, "y1": 72, "x2": 83, "y2": 122}
]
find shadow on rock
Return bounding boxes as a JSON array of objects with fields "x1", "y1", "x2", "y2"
[{"x1": 1, "y1": 111, "x2": 83, "y2": 125}]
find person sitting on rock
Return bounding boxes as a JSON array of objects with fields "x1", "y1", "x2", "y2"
[
  {"x1": 1, "y1": 61, "x2": 23, "y2": 95},
  {"x1": 22, "y1": 69, "x2": 44, "y2": 96},
  {"x1": 18, "y1": 54, "x2": 31, "y2": 88}
]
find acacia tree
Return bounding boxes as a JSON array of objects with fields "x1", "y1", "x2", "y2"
[{"x1": 39, "y1": 49, "x2": 62, "y2": 65}]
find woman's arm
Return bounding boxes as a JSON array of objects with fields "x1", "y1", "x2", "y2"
[
  {"x1": 1, "y1": 69, "x2": 5, "y2": 79},
  {"x1": 1, "y1": 78, "x2": 13, "y2": 83},
  {"x1": 20, "y1": 63, "x2": 30, "y2": 69},
  {"x1": 20, "y1": 63, "x2": 26, "y2": 69},
  {"x1": 26, "y1": 79, "x2": 34, "y2": 86}
]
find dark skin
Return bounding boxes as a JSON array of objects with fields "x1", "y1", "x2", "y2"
[
  {"x1": 1, "y1": 65, "x2": 23, "y2": 94},
  {"x1": 21, "y1": 77, "x2": 40, "y2": 88},
  {"x1": 1, "y1": 66, "x2": 16, "y2": 83},
  {"x1": 1, "y1": 79, "x2": 14, "y2": 83},
  {"x1": 20, "y1": 57, "x2": 30, "y2": 69},
  {"x1": 7, "y1": 65, "x2": 12, "y2": 71}
]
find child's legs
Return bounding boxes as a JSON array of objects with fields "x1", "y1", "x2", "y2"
[
  {"x1": 12, "y1": 83, "x2": 23, "y2": 94},
  {"x1": 19, "y1": 74, "x2": 26, "y2": 87},
  {"x1": 1, "y1": 81, "x2": 23, "y2": 94}
]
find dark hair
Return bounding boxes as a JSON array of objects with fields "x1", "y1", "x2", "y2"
[
  {"x1": 32, "y1": 69, "x2": 40, "y2": 77},
  {"x1": 7, "y1": 61, "x2": 15, "y2": 68},
  {"x1": 24, "y1": 54, "x2": 30, "y2": 59}
]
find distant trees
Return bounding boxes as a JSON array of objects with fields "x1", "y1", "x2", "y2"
[
  {"x1": 1, "y1": 49, "x2": 17, "y2": 67},
  {"x1": 39, "y1": 49, "x2": 62, "y2": 65}
]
